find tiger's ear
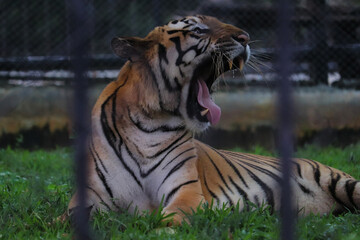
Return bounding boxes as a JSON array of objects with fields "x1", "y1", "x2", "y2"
[{"x1": 111, "y1": 37, "x2": 153, "y2": 61}]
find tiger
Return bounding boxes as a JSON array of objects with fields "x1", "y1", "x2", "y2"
[{"x1": 65, "y1": 15, "x2": 360, "y2": 225}]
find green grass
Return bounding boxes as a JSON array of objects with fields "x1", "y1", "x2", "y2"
[{"x1": 1, "y1": 144, "x2": 360, "y2": 239}]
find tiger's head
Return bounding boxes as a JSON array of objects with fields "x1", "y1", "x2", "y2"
[{"x1": 111, "y1": 15, "x2": 250, "y2": 132}]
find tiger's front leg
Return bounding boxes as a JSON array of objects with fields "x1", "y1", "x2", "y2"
[
  {"x1": 162, "y1": 179, "x2": 205, "y2": 225},
  {"x1": 154, "y1": 152, "x2": 205, "y2": 225}
]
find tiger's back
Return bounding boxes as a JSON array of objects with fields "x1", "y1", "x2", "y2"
[{"x1": 196, "y1": 141, "x2": 360, "y2": 215}]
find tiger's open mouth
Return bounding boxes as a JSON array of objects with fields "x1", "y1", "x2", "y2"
[{"x1": 187, "y1": 53, "x2": 248, "y2": 125}]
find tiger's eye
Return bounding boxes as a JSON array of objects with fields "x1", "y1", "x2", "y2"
[
  {"x1": 194, "y1": 27, "x2": 202, "y2": 34},
  {"x1": 193, "y1": 27, "x2": 209, "y2": 34}
]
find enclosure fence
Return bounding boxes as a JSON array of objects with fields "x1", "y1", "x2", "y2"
[
  {"x1": 1, "y1": 0, "x2": 360, "y2": 87},
  {"x1": 67, "y1": 0, "x2": 92, "y2": 239},
  {"x1": 2, "y1": 0, "x2": 360, "y2": 239}
]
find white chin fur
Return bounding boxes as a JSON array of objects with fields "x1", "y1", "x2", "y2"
[{"x1": 184, "y1": 118, "x2": 210, "y2": 133}]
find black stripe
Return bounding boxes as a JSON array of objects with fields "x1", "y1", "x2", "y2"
[
  {"x1": 169, "y1": 37, "x2": 202, "y2": 66},
  {"x1": 203, "y1": 150, "x2": 234, "y2": 194},
  {"x1": 86, "y1": 186, "x2": 112, "y2": 211},
  {"x1": 182, "y1": 24, "x2": 193, "y2": 29},
  {"x1": 100, "y1": 78, "x2": 143, "y2": 189},
  {"x1": 100, "y1": 77, "x2": 128, "y2": 143},
  {"x1": 143, "y1": 137, "x2": 192, "y2": 176},
  {"x1": 101, "y1": 106, "x2": 142, "y2": 188},
  {"x1": 299, "y1": 159, "x2": 321, "y2": 187},
  {"x1": 225, "y1": 151, "x2": 281, "y2": 171},
  {"x1": 219, "y1": 185, "x2": 234, "y2": 207},
  {"x1": 101, "y1": 103, "x2": 116, "y2": 143},
  {"x1": 204, "y1": 38, "x2": 211, "y2": 51},
  {"x1": 174, "y1": 77, "x2": 181, "y2": 89},
  {"x1": 235, "y1": 162, "x2": 275, "y2": 209},
  {"x1": 208, "y1": 147, "x2": 249, "y2": 188},
  {"x1": 160, "y1": 155, "x2": 196, "y2": 186},
  {"x1": 228, "y1": 176, "x2": 249, "y2": 203},
  {"x1": 167, "y1": 30, "x2": 180, "y2": 35},
  {"x1": 313, "y1": 161, "x2": 322, "y2": 187},
  {"x1": 158, "y1": 43, "x2": 169, "y2": 64},
  {"x1": 149, "y1": 142, "x2": 161, "y2": 147},
  {"x1": 89, "y1": 131, "x2": 120, "y2": 210},
  {"x1": 297, "y1": 182, "x2": 314, "y2": 195},
  {"x1": 147, "y1": 67, "x2": 166, "y2": 112},
  {"x1": 164, "y1": 179, "x2": 198, "y2": 206},
  {"x1": 147, "y1": 131, "x2": 189, "y2": 159},
  {"x1": 345, "y1": 180, "x2": 358, "y2": 208},
  {"x1": 124, "y1": 135, "x2": 192, "y2": 178},
  {"x1": 90, "y1": 138, "x2": 108, "y2": 174},
  {"x1": 127, "y1": 107, "x2": 185, "y2": 133},
  {"x1": 162, "y1": 147, "x2": 195, "y2": 169},
  {"x1": 158, "y1": 43, "x2": 181, "y2": 92},
  {"x1": 123, "y1": 144, "x2": 141, "y2": 169},
  {"x1": 169, "y1": 37, "x2": 190, "y2": 66},
  {"x1": 203, "y1": 171, "x2": 219, "y2": 204},
  {"x1": 179, "y1": 68, "x2": 184, "y2": 78},
  {"x1": 189, "y1": 34, "x2": 201, "y2": 39},
  {"x1": 224, "y1": 151, "x2": 281, "y2": 171},
  {"x1": 328, "y1": 172, "x2": 350, "y2": 209},
  {"x1": 89, "y1": 146, "x2": 114, "y2": 199},
  {"x1": 294, "y1": 162, "x2": 303, "y2": 178},
  {"x1": 111, "y1": 84, "x2": 122, "y2": 150},
  {"x1": 238, "y1": 161, "x2": 282, "y2": 184}
]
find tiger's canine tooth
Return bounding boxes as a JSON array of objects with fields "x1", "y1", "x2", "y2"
[
  {"x1": 228, "y1": 59, "x2": 233, "y2": 70},
  {"x1": 200, "y1": 109, "x2": 209, "y2": 116},
  {"x1": 239, "y1": 58, "x2": 244, "y2": 71}
]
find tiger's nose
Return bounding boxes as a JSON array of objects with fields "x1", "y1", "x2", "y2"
[{"x1": 235, "y1": 33, "x2": 250, "y2": 46}]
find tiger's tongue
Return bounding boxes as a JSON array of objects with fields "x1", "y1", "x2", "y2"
[{"x1": 197, "y1": 80, "x2": 221, "y2": 125}]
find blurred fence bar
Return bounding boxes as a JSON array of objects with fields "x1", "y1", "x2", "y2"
[
  {"x1": 1, "y1": 0, "x2": 360, "y2": 238},
  {"x1": 277, "y1": 0, "x2": 295, "y2": 240},
  {"x1": 67, "y1": 0, "x2": 92, "y2": 239}
]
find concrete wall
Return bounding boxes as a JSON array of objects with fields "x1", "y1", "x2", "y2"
[{"x1": 1, "y1": 84, "x2": 360, "y2": 148}]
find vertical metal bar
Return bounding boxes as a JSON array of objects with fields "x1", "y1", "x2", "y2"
[
  {"x1": 66, "y1": 0, "x2": 92, "y2": 239},
  {"x1": 276, "y1": 1, "x2": 295, "y2": 240}
]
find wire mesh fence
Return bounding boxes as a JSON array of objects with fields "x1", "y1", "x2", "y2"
[
  {"x1": 1, "y1": 0, "x2": 360, "y2": 239},
  {"x1": 1, "y1": 0, "x2": 360, "y2": 86}
]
